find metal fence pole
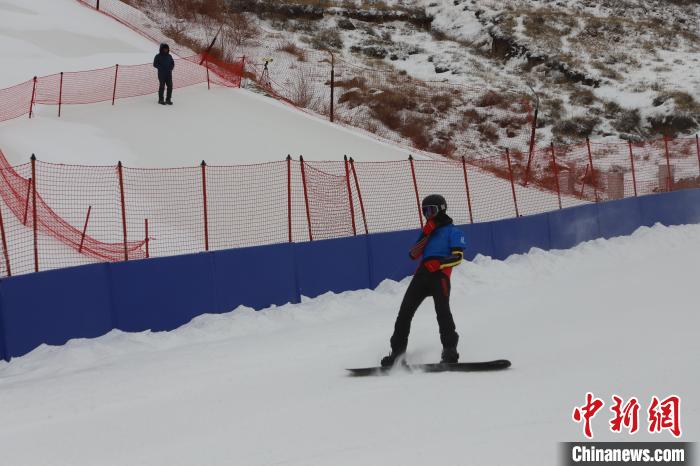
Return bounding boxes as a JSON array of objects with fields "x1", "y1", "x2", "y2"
[
  {"x1": 29, "y1": 77, "x2": 37, "y2": 119},
  {"x1": 329, "y1": 52, "x2": 335, "y2": 123},
  {"x1": 112, "y1": 64, "x2": 119, "y2": 105},
  {"x1": 78, "y1": 205, "x2": 92, "y2": 253},
  {"x1": 145, "y1": 218, "x2": 150, "y2": 258},
  {"x1": 117, "y1": 161, "x2": 128, "y2": 261},
  {"x1": 58, "y1": 72, "x2": 64, "y2": 117},
  {"x1": 0, "y1": 202, "x2": 11, "y2": 277},
  {"x1": 505, "y1": 149, "x2": 520, "y2": 217},
  {"x1": 586, "y1": 138, "x2": 599, "y2": 202},
  {"x1": 299, "y1": 155, "x2": 313, "y2": 241},
  {"x1": 287, "y1": 155, "x2": 292, "y2": 242},
  {"x1": 201, "y1": 160, "x2": 209, "y2": 251},
  {"x1": 409, "y1": 155, "x2": 423, "y2": 228},
  {"x1": 31, "y1": 154, "x2": 38, "y2": 272},
  {"x1": 628, "y1": 141, "x2": 638, "y2": 197},
  {"x1": 461, "y1": 156, "x2": 474, "y2": 223},
  {"x1": 349, "y1": 157, "x2": 368, "y2": 234},
  {"x1": 550, "y1": 143, "x2": 562, "y2": 209},
  {"x1": 22, "y1": 178, "x2": 31, "y2": 225},
  {"x1": 663, "y1": 136, "x2": 673, "y2": 191},
  {"x1": 343, "y1": 155, "x2": 357, "y2": 236}
]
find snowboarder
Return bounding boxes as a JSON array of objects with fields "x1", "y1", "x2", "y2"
[
  {"x1": 153, "y1": 43, "x2": 175, "y2": 105},
  {"x1": 381, "y1": 194, "x2": 466, "y2": 367}
]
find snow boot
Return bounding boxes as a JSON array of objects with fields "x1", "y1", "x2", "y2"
[
  {"x1": 441, "y1": 347, "x2": 459, "y2": 364},
  {"x1": 380, "y1": 350, "x2": 405, "y2": 367},
  {"x1": 165, "y1": 100, "x2": 173, "y2": 105},
  {"x1": 158, "y1": 99, "x2": 166, "y2": 105}
]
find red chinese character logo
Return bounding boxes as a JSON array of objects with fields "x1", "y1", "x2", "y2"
[
  {"x1": 648, "y1": 395, "x2": 681, "y2": 438},
  {"x1": 573, "y1": 392, "x2": 604, "y2": 439},
  {"x1": 609, "y1": 395, "x2": 640, "y2": 434}
]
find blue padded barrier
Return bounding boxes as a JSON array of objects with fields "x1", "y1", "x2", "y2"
[
  {"x1": 548, "y1": 203, "x2": 600, "y2": 250},
  {"x1": 491, "y1": 213, "x2": 551, "y2": 259}
]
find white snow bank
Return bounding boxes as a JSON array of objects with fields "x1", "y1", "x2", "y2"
[{"x1": 1, "y1": 222, "x2": 698, "y2": 465}]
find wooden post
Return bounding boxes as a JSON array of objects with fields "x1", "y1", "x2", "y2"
[
  {"x1": 29, "y1": 77, "x2": 37, "y2": 119},
  {"x1": 299, "y1": 156, "x2": 313, "y2": 241},
  {"x1": 343, "y1": 155, "x2": 357, "y2": 236},
  {"x1": 505, "y1": 149, "x2": 519, "y2": 217},
  {"x1": 31, "y1": 154, "x2": 38, "y2": 272},
  {"x1": 550, "y1": 143, "x2": 562, "y2": 210},
  {"x1": 586, "y1": 138, "x2": 599, "y2": 202},
  {"x1": 409, "y1": 155, "x2": 423, "y2": 228},
  {"x1": 664, "y1": 136, "x2": 673, "y2": 191},
  {"x1": 628, "y1": 141, "x2": 638, "y2": 197},
  {"x1": 0, "y1": 202, "x2": 11, "y2": 277},
  {"x1": 460, "y1": 156, "x2": 474, "y2": 224},
  {"x1": 349, "y1": 157, "x2": 368, "y2": 234},
  {"x1": 112, "y1": 64, "x2": 119, "y2": 105},
  {"x1": 117, "y1": 161, "x2": 128, "y2": 261},
  {"x1": 78, "y1": 205, "x2": 92, "y2": 253},
  {"x1": 287, "y1": 155, "x2": 292, "y2": 243},
  {"x1": 58, "y1": 72, "x2": 64, "y2": 117},
  {"x1": 201, "y1": 160, "x2": 209, "y2": 251}
]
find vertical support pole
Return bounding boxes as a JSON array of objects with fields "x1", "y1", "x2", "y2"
[
  {"x1": 580, "y1": 164, "x2": 589, "y2": 198},
  {"x1": 349, "y1": 157, "x2": 368, "y2": 235},
  {"x1": 505, "y1": 149, "x2": 520, "y2": 217},
  {"x1": 112, "y1": 64, "x2": 119, "y2": 106},
  {"x1": 78, "y1": 205, "x2": 92, "y2": 253},
  {"x1": 239, "y1": 56, "x2": 246, "y2": 88},
  {"x1": 117, "y1": 161, "x2": 128, "y2": 261},
  {"x1": 144, "y1": 219, "x2": 150, "y2": 258},
  {"x1": 550, "y1": 143, "x2": 562, "y2": 210},
  {"x1": 0, "y1": 202, "x2": 11, "y2": 277},
  {"x1": 461, "y1": 156, "x2": 474, "y2": 224},
  {"x1": 524, "y1": 105, "x2": 539, "y2": 186},
  {"x1": 664, "y1": 135, "x2": 673, "y2": 191},
  {"x1": 22, "y1": 178, "x2": 32, "y2": 225},
  {"x1": 96, "y1": 0, "x2": 100, "y2": 10},
  {"x1": 586, "y1": 138, "x2": 599, "y2": 202},
  {"x1": 408, "y1": 155, "x2": 423, "y2": 228},
  {"x1": 628, "y1": 141, "x2": 638, "y2": 197},
  {"x1": 286, "y1": 155, "x2": 292, "y2": 243},
  {"x1": 329, "y1": 53, "x2": 335, "y2": 123},
  {"x1": 299, "y1": 156, "x2": 313, "y2": 241},
  {"x1": 343, "y1": 156, "x2": 357, "y2": 235},
  {"x1": 201, "y1": 160, "x2": 209, "y2": 251},
  {"x1": 205, "y1": 58, "x2": 211, "y2": 90},
  {"x1": 30, "y1": 154, "x2": 38, "y2": 273},
  {"x1": 58, "y1": 72, "x2": 64, "y2": 117},
  {"x1": 696, "y1": 134, "x2": 700, "y2": 179},
  {"x1": 29, "y1": 77, "x2": 37, "y2": 119}
]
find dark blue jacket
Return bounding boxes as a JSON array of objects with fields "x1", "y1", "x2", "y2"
[{"x1": 153, "y1": 52, "x2": 175, "y2": 80}]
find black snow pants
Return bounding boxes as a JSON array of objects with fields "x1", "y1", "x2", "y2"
[
  {"x1": 390, "y1": 267, "x2": 459, "y2": 353},
  {"x1": 158, "y1": 77, "x2": 173, "y2": 102}
]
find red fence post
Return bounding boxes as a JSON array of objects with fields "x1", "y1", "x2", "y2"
[
  {"x1": 31, "y1": 154, "x2": 38, "y2": 272},
  {"x1": 550, "y1": 143, "x2": 562, "y2": 210},
  {"x1": 78, "y1": 205, "x2": 92, "y2": 253},
  {"x1": 505, "y1": 149, "x2": 520, "y2": 217},
  {"x1": 0, "y1": 202, "x2": 11, "y2": 277},
  {"x1": 349, "y1": 157, "x2": 368, "y2": 234},
  {"x1": 58, "y1": 72, "x2": 64, "y2": 117},
  {"x1": 201, "y1": 160, "x2": 209, "y2": 251},
  {"x1": 408, "y1": 155, "x2": 423, "y2": 228},
  {"x1": 112, "y1": 64, "x2": 119, "y2": 105},
  {"x1": 22, "y1": 178, "x2": 31, "y2": 225},
  {"x1": 586, "y1": 138, "x2": 599, "y2": 202},
  {"x1": 524, "y1": 104, "x2": 539, "y2": 186},
  {"x1": 299, "y1": 156, "x2": 313, "y2": 241},
  {"x1": 287, "y1": 155, "x2": 292, "y2": 242},
  {"x1": 29, "y1": 77, "x2": 37, "y2": 119},
  {"x1": 205, "y1": 58, "x2": 211, "y2": 90},
  {"x1": 239, "y1": 56, "x2": 246, "y2": 88},
  {"x1": 343, "y1": 155, "x2": 357, "y2": 236},
  {"x1": 580, "y1": 164, "x2": 589, "y2": 198},
  {"x1": 145, "y1": 218, "x2": 150, "y2": 258},
  {"x1": 663, "y1": 136, "x2": 673, "y2": 191},
  {"x1": 117, "y1": 161, "x2": 128, "y2": 261},
  {"x1": 461, "y1": 156, "x2": 474, "y2": 223},
  {"x1": 628, "y1": 141, "x2": 638, "y2": 197},
  {"x1": 696, "y1": 134, "x2": 700, "y2": 178}
]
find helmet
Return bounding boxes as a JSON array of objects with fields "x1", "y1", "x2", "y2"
[{"x1": 421, "y1": 194, "x2": 447, "y2": 219}]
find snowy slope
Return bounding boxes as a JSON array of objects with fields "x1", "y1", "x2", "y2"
[
  {"x1": 1, "y1": 223, "x2": 698, "y2": 465},
  {"x1": 0, "y1": 0, "x2": 156, "y2": 88}
]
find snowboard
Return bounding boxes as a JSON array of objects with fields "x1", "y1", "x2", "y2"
[{"x1": 347, "y1": 359, "x2": 511, "y2": 377}]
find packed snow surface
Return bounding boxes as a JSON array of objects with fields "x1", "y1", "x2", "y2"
[{"x1": 1, "y1": 223, "x2": 698, "y2": 465}]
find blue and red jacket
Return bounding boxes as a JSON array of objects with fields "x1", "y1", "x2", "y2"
[{"x1": 409, "y1": 215, "x2": 466, "y2": 277}]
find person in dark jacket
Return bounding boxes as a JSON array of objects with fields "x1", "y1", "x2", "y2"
[
  {"x1": 153, "y1": 43, "x2": 175, "y2": 105},
  {"x1": 381, "y1": 194, "x2": 466, "y2": 367}
]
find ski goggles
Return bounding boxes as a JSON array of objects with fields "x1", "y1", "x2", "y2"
[{"x1": 422, "y1": 205, "x2": 439, "y2": 218}]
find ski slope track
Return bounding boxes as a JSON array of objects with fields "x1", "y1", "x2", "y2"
[{"x1": 0, "y1": 223, "x2": 698, "y2": 465}]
